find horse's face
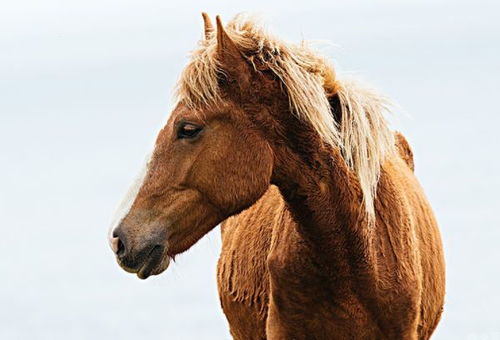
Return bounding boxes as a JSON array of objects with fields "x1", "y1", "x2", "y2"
[
  {"x1": 109, "y1": 99, "x2": 273, "y2": 279},
  {"x1": 108, "y1": 15, "x2": 283, "y2": 279}
]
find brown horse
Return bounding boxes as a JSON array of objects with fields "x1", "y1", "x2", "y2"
[{"x1": 108, "y1": 13, "x2": 445, "y2": 340}]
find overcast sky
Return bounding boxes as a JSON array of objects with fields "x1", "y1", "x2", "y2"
[{"x1": 1, "y1": 0, "x2": 499, "y2": 339}]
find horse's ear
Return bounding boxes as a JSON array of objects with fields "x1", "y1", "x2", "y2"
[
  {"x1": 201, "y1": 12, "x2": 213, "y2": 40},
  {"x1": 215, "y1": 15, "x2": 251, "y2": 87}
]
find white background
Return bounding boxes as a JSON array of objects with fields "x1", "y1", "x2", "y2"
[{"x1": 1, "y1": 0, "x2": 499, "y2": 339}]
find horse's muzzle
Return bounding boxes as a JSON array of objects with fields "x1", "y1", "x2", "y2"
[{"x1": 110, "y1": 227, "x2": 170, "y2": 279}]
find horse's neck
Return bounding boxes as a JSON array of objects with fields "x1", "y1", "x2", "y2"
[{"x1": 271, "y1": 137, "x2": 373, "y2": 267}]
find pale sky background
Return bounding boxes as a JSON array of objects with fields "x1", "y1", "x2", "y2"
[{"x1": 1, "y1": 0, "x2": 499, "y2": 339}]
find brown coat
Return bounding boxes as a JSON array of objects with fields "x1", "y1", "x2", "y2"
[
  {"x1": 109, "y1": 14, "x2": 445, "y2": 340},
  {"x1": 218, "y1": 134, "x2": 445, "y2": 339}
]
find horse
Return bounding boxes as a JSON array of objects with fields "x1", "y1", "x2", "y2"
[{"x1": 108, "y1": 13, "x2": 445, "y2": 339}]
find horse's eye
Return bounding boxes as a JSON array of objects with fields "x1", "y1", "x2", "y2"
[{"x1": 177, "y1": 123, "x2": 202, "y2": 139}]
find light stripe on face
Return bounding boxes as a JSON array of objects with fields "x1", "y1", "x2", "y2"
[{"x1": 108, "y1": 152, "x2": 153, "y2": 249}]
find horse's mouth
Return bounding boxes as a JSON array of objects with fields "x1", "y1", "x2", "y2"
[{"x1": 118, "y1": 245, "x2": 171, "y2": 280}]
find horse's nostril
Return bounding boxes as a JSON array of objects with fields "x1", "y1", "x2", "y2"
[
  {"x1": 110, "y1": 237, "x2": 119, "y2": 254},
  {"x1": 116, "y1": 238, "x2": 125, "y2": 256},
  {"x1": 110, "y1": 235, "x2": 126, "y2": 257}
]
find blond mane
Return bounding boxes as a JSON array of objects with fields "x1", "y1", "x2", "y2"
[{"x1": 175, "y1": 14, "x2": 395, "y2": 218}]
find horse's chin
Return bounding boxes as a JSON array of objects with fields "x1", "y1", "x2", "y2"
[
  {"x1": 136, "y1": 255, "x2": 171, "y2": 280},
  {"x1": 117, "y1": 245, "x2": 171, "y2": 280}
]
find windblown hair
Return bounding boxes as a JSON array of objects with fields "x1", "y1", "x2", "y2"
[{"x1": 176, "y1": 14, "x2": 395, "y2": 218}]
